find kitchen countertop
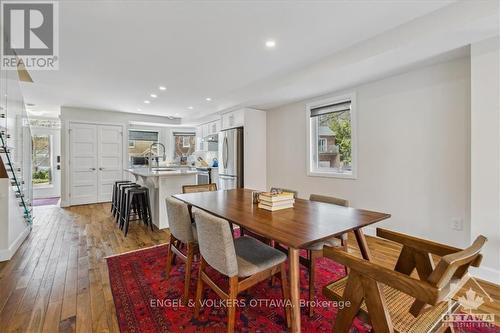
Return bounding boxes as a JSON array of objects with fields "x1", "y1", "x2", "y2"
[{"x1": 126, "y1": 167, "x2": 199, "y2": 177}]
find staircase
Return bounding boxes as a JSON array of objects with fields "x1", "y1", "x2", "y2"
[{"x1": 0, "y1": 118, "x2": 32, "y2": 225}]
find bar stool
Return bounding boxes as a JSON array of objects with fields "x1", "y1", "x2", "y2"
[
  {"x1": 121, "y1": 187, "x2": 153, "y2": 236},
  {"x1": 116, "y1": 183, "x2": 140, "y2": 224},
  {"x1": 111, "y1": 180, "x2": 132, "y2": 216}
]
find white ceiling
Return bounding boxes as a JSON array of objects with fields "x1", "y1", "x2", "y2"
[{"x1": 22, "y1": 1, "x2": 457, "y2": 119}]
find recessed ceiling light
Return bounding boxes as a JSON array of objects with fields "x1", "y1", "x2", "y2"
[
  {"x1": 187, "y1": 106, "x2": 193, "y2": 110},
  {"x1": 265, "y1": 39, "x2": 276, "y2": 48},
  {"x1": 205, "y1": 97, "x2": 212, "y2": 102},
  {"x1": 150, "y1": 94, "x2": 157, "y2": 98},
  {"x1": 137, "y1": 108, "x2": 142, "y2": 112},
  {"x1": 144, "y1": 100, "x2": 150, "y2": 104},
  {"x1": 175, "y1": 113, "x2": 180, "y2": 117},
  {"x1": 159, "y1": 86, "x2": 166, "y2": 91}
]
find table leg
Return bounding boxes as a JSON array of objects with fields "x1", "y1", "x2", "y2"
[
  {"x1": 288, "y1": 247, "x2": 300, "y2": 333},
  {"x1": 354, "y1": 228, "x2": 372, "y2": 260}
]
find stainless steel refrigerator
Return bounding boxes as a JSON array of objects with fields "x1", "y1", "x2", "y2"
[{"x1": 218, "y1": 127, "x2": 243, "y2": 190}]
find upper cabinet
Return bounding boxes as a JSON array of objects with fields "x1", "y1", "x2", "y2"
[
  {"x1": 221, "y1": 109, "x2": 244, "y2": 130},
  {"x1": 209, "y1": 120, "x2": 220, "y2": 134},
  {"x1": 198, "y1": 119, "x2": 221, "y2": 138},
  {"x1": 196, "y1": 119, "x2": 221, "y2": 151},
  {"x1": 195, "y1": 108, "x2": 267, "y2": 190}
]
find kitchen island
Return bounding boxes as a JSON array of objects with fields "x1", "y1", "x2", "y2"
[{"x1": 126, "y1": 167, "x2": 198, "y2": 229}]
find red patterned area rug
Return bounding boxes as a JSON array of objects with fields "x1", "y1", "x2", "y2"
[{"x1": 106, "y1": 244, "x2": 499, "y2": 333}]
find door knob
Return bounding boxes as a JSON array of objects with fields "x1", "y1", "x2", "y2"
[
  {"x1": 90, "y1": 167, "x2": 96, "y2": 171},
  {"x1": 99, "y1": 167, "x2": 104, "y2": 171}
]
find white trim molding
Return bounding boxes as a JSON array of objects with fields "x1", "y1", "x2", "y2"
[
  {"x1": 0, "y1": 226, "x2": 31, "y2": 262},
  {"x1": 306, "y1": 92, "x2": 358, "y2": 179}
]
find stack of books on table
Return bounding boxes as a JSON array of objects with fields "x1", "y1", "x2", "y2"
[{"x1": 258, "y1": 192, "x2": 295, "y2": 211}]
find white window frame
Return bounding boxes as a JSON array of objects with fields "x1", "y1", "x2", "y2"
[{"x1": 306, "y1": 92, "x2": 357, "y2": 179}]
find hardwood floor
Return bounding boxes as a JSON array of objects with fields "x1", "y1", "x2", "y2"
[
  {"x1": 0, "y1": 203, "x2": 498, "y2": 332},
  {"x1": 0, "y1": 203, "x2": 170, "y2": 333}
]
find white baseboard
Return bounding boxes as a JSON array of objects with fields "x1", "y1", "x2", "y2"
[{"x1": 0, "y1": 226, "x2": 31, "y2": 262}]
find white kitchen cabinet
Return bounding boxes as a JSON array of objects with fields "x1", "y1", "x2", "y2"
[
  {"x1": 195, "y1": 127, "x2": 202, "y2": 151},
  {"x1": 197, "y1": 109, "x2": 266, "y2": 190},
  {"x1": 221, "y1": 109, "x2": 244, "y2": 130},
  {"x1": 201, "y1": 123, "x2": 209, "y2": 138},
  {"x1": 209, "y1": 120, "x2": 220, "y2": 135}
]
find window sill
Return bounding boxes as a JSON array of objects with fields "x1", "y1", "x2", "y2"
[{"x1": 307, "y1": 170, "x2": 356, "y2": 179}]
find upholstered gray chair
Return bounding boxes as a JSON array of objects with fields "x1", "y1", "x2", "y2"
[
  {"x1": 192, "y1": 209, "x2": 290, "y2": 333},
  {"x1": 165, "y1": 197, "x2": 199, "y2": 304},
  {"x1": 306, "y1": 194, "x2": 349, "y2": 317}
]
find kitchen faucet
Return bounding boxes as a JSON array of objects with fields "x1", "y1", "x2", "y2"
[{"x1": 148, "y1": 142, "x2": 166, "y2": 172}]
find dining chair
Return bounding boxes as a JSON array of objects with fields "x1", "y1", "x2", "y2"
[
  {"x1": 241, "y1": 186, "x2": 298, "y2": 240},
  {"x1": 181, "y1": 182, "x2": 239, "y2": 237},
  {"x1": 182, "y1": 183, "x2": 217, "y2": 193},
  {"x1": 323, "y1": 228, "x2": 487, "y2": 333},
  {"x1": 192, "y1": 209, "x2": 290, "y2": 333},
  {"x1": 165, "y1": 197, "x2": 199, "y2": 304},
  {"x1": 272, "y1": 193, "x2": 349, "y2": 317},
  {"x1": 304, "y1": 194, "x2": 349, "y2": 317}
]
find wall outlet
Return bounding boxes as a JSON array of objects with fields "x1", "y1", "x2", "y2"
[{"x1": 451, "y1": 218, "x2": 464, "y2": 231}]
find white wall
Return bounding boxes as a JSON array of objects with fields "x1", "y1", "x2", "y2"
[
  {"x1": 470, "y1": 37, "x2": 500, "y2": 283},
  {"x1": 59, "y1": 107, "x2": 192, "y2": 206},
  {"x1": 267, "y1": 57, "x2": 471, "y2": 249}
]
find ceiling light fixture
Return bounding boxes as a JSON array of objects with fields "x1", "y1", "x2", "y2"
[
  {"x1": 265, "y1": 39, "x2": 276, "y2": 48},
  {"x1": 159, "y1": 86, "x2": 166, "y2": 91},
  {"x1": 137, "y1": 108, "x2": 142, "y2": 112},
  {"x1": 150, "y1": 94, "x2": 157, "y2": 98},
  {"x1": 205, "y1": 97, "x2": 212, "y2": 102},
  {"x1": 144, "y1": 100, "x2": 150, "y2": 104},
  {"x1": 187, "y1": 106, "x2": 193, "y2": 110},
  {"x1": 175, "y1": 113, "x2": 180, "y2": 117}
]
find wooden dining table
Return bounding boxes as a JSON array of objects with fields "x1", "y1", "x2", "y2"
[{"x1": 174, "y1": 188, "x2": 391, "y2": 333}]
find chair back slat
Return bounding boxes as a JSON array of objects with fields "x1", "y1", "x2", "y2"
[
  {"x1": 182, "y1": 183, "x2": 217, "y2": 193},
  {"x1": 166, "y1": 197, "x2": 195, "y2": 243},
  {"x1": 409, "y1": 235, "x2": 487, "y2": 315},
  {"x1": 429, "y1": 235, "x2": 487, "y2": 289},
  {"x1": 193, "y1": 209, "x2": 238, "y2": 277},
  {"x1": 309, "y1": 194, "x2": 349, "y2": 207}
]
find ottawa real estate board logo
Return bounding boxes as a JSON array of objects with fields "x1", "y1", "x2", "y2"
[
  {"x1": 1, "y1": 1, "x2": 59, "y2": 70},
  {"x1": 442, "y1": 276, "x2": 495, "y2": 329}
]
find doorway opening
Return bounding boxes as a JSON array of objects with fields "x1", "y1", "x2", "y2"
[{"x1": 31, "y1": 119, "x2": 61, "y2": 206}]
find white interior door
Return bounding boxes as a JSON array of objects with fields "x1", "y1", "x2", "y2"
[
  {"x1": 97, "y1": 125, "x2": 123, "y2": 202},
  {"x1": 70, "y1": 123, "x2": 98, "y2": 205}
]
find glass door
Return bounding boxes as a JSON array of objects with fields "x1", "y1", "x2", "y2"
[{"x1": 32, "y1": 126, "x2": 61, "y2": 200}]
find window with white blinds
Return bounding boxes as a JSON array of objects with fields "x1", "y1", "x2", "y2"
[
  {"x1": 128, "y1": 130, "x2": 159, "y2": 141},
  {"x1": 306, "y1": 93, "x2": 357, "y2": 178}
]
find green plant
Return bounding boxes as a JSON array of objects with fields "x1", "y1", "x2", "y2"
[
  {"x1": 33, "y1": 169, "x2": 49, "y2": 180},
  {"x1": 323, "y1": 111, "x2": 352, "y2": 165}
]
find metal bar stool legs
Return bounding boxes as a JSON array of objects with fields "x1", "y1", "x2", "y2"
[
  {"x1": 121, "y1": 187, "x2": 154, "y2": 236},
  {"x1": 112, "y1": 181, "x2": 131, "y2": 216}
]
